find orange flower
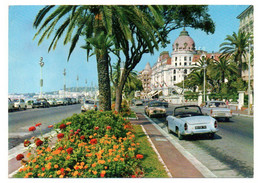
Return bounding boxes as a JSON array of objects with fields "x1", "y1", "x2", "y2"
[
  {"x1": 92, "y1": 170, "x2": 97, "y2": 175},
  {"x1": 54, "y1": 164, "x2": 59, "y2": 169},
  {"x1": 56, "y1": 170, "x2": 61, "y2": 175},
  {"x1": 26, "y1": 152, "x2": 31, "y2": 158},
  {"x1": 91, "y1": 163, "x2": 97, "y2": 168},
  {"x1": 66, "y1": 155, "x2": 70, "y2": 160},
  {"x1": 120, "y1": 158, "x2": 124, "y2": 162},
  {"x1": 59, "y1": 175, "x2": 64, "y2": 178},
  {"x1": 136, "y1": 154, "x2": 144, "y2": 159},
  {"x1": 66, "y1": 122, "x2": 72, "y2": 125},
  {"x1": 73, "y1": 171, "x2": 79, "y2": 176},
  {"x1": 114, "y1": 158, "x2": 118, "y2": 162}
]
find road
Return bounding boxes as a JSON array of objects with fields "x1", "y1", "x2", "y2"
[
  {"x1": 132, "y1": 104, "x2": 254, "y2": 178},
  {"x1": 8, "y1": 104, "x2": 81, "y2": 149}
]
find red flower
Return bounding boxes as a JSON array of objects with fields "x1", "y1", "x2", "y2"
[
  {"x1": 48, "y1": 125, "x2": 53, "y2": 128},
  {"x1": 90, "y1": 139, "x2": 97, "y2": 145},
  {"x1": 101, "y1": 173, "x2": 105, "y2": 178},
  {"x1": 136, "y1": 154, "x2": 144, "y2": 159},
  {"x1": 131, "y1": 175, "x2": 136, "y2": 178},
  {"x1": 28, "y1": 126, "x2": 36, "y2": 132},
  {"x1": 35, "y1": 123, "x2": 42, "y2": 127},
  {"x1": 42, "y1": 167, "x2": 45, "y2": 171},
  {"x1": 74, "y1": 131, "x2": 79, "y2": 135},
  {"x1": 94, "y1": 126, "x2": 99, "y2": 130},
  {"x1": 77, "y1": 129, "x2": 81, "y2": 132},
  {"x1": 60, "y1": 168, "x2": 65, "y2": 173},
  {"x1": 113, "y1": 111, "x2": 118, "y2": 114},
  {"x1": 24, "y1": 140, "x2": 31, "y2": 147},
  {"x1": 16, "y1": 154, "x2": 24, "y2": 161},
  {"x1": 58, "y1": 146, "x2": 63, "y2": 150},
  {"x1": 59, "y1": 124, "x2": 66, "y2": 129},
  {"x1": 66, "y1": 147, "x2": 73, "y2": 154},
  {"x1": 57, "y1": 133, "x2": 64, "y2": 139},
  {"x1": 80, "y1": 135, "x2": 85, "y2": 140},
  {"x1": 99, "y1": 110, "x2": 103, "y2": 112},
  {"x1": 35, "y1": 139, "x2": 43, "y2": 146},
  {"x1": 69, "y1": 130, "x2": 74, "y2": 133},
  {"x1": 106, "y1": 126, "x2": 111, "y2": 130}
]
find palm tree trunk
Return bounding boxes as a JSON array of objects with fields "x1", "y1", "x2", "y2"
[
  {"x1": 114, "y1": 69, "x2": 128, "y2": 112},
  {"x1": 97, "y1": 53, "x2": 111, "y2": 111}
]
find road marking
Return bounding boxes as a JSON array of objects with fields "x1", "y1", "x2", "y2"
[{"x1": 143, "y1": 114, "x2": 217, "y2": 178}]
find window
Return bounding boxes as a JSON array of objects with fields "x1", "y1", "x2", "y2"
[
  {"x1": 184, "y1": 56, "x2": 187, "y2": 61},
  {"x1": 184, "y1": 69, "x2": 187, "y2": 74},
  {"x1": 175, "y1": 63, "x2": 177, "y2": 66},
  {"x1": 173, "y1": 76, "x2": 176, "y2": 81},
  {"x1": 173, "y1": 69, "x2": 176, "y2": 74},
  {"x1": 175, "y1": 57, "x2": 177, "y2": 61},
  {"x1": 184, "y1": 62, "x2": 187, "y2": 66},
  {"x1": 189, "y1": 57, "x2": 192, "y2": 61},
  {"x1": 179, "y1": 62, "x2": 181, "y2": 66}
]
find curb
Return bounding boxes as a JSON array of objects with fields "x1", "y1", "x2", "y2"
[{"x1": 232, "y1": 113, "x2": 253, "y2": 117}]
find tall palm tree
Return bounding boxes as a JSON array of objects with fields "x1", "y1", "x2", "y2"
[
  {"x1": 33, "y1": 5, "x2": 163, "y2": 111},
  {"x1": 219, "y1": 31, "x2": 251, "y2": 78}
]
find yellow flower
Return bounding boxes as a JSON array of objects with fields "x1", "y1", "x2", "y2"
[
  {"x1": 59, "y1": 175, "x2": 64, "y2": 178},
  {"x1": 92, "y1": 170, "x2": 97, "y2": 175},
  {"x1": 56, "y1": 170, "x2": 61, "y2": 175},
  {"x1": 41, "y1": 173, "x2": 45, "y2": 177},
  {"x1": 101, "y1": 170, "x2": 106, "y2": 175},
  {"x1": 73, "y1": 171, "x2": 79, "y2": 176},
  {"x1": 89, "y1": 135, "x2": 93, "y2": 139},
  {"x1": 66, "y1": 168, "x2": 71, "y2": 172},
  {"x1": 49, "y1": 175, "x2": 53, "y2": 178}
]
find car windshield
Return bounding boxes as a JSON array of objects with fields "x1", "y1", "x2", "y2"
[
  {"x1": 148, "y1": 102, "x2": 164, "y2": 107},
  {"x1": 208, "y1": 102, "x2": 227, "y2": 108},
  {"x1": 13, "y1": 99, "x2": 19, "y2": 102},
  {"x1": 85, "y1": 100, "x2": 94, "y2": 104},
  {"x1": 174, "y1": 106, "x2": 203, "y2": 117}
]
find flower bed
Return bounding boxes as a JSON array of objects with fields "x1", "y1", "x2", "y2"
[{"x1": 14, "y1": 111, "x2": 144, "y2": 178}]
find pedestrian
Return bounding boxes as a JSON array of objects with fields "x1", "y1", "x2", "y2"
[{"x1": 226, "y1": 99, "x2": 229, "y2": 106}]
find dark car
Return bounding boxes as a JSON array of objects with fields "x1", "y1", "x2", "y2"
[
  {"x1": 33, "y1": 98, "x2": 50, "y2": 108},
  {"x1": 64, "y1": 98, "x2": 73, "y2": 105}
]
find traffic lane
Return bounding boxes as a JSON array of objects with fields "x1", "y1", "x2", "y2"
[
  {"x1": 153, "y1": 115, "x2": 253, "y2": 177},
  {"x1": 9, "y1": 104, "x2": 81, "y2": 133},
  {"x1": 8, "y1": 104, "x2": 81, "y2": 149}
]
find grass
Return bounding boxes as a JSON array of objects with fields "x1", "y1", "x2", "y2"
[
  {"x1": 133, "y1": 125, "x2": 169, "y2": 178},
  {"x1": 127, "y1": 111, "x2": 137, "y2": 118}
]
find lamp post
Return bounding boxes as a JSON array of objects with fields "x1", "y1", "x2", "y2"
[
  {"x1": 203, "y1": 60, "x2": 207, "y2": 103},
  {"x1": 63, "y1": 69, "x2": 66, "y2": 98},
  {"x1": 39, "y1": 57, "x2": 44, "y2": 98},
  {"x1": 77, "y1": 75, "x2": 79, "y2": 92},
  {"x1": 85, "y1": 79, "x2": 87, "y2": 94},
  {"x1": 248, "y1": 38, "x2": 252, "y2": 115}
]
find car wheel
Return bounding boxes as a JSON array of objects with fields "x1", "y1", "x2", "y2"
[
  {"x1": 24, "y1": 106, "x2": 27, "y2": 110},
  {"x1": 167, "y1": 122, "x2": 171, "y2": 134},
  {"x1": 225, "y1": 117, "x2": 230, "y2": 122},
  {"x1": 177, "y1": 129, "x2": 184, "y2": 140},
  {"x1": 18, "y1": 106, "x2": 21, "y2": 111},
  {"x1": 208, "y1": 133, "x2": 215, "y2": 139}
]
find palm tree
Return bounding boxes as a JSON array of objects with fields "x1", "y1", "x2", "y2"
[
  {"x1": 219, "y1": 31, "x2": 251, "y2": 78},
  {"x1": 212, "y1": 57, "x2": 238, "y2": 84},
  {"x1": 33, "y1": 5, "x2": 162, "y2": 111}
]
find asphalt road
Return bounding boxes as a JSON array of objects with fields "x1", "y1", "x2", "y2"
[
  {"x1": 8, "y1": 104, "x2": 81, "y2": 149},
  {"x1": 132, "y1": 104, "x2": 254, "y2": 178}
]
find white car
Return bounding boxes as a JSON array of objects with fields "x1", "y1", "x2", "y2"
[
  {"x1": 201, "y1": 101, "x2": 232, "y2": 121},
  {"x1": 166, "y1": 105, "x2": 218, "y2": 140},
  {"x1": 47, "y1": 98, "x2": 57, "y2": 106},
  {"x1": 8, "y1": 98, "x2": 14, "y2": 112},
  {"x1": 13, "y1": 98, "x2": 27, "y2": 110},
  {"x1": 81, "y1": 100, "x2": 99, "y2": 112}
]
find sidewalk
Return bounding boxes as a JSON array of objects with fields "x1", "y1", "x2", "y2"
[{"x1": 130, "y1": 113, "x2": 204, "y2": 178}]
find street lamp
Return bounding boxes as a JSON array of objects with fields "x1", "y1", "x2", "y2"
[
  {"x1": 248, "y1": 37, "x2": 253, "y2": 115},
  {"x1": 85, "y1": 79, "x2": 87, "y2": 94},
  {"x1": 203, "y1": 59, "x2": 207, "y2": 103},
  {"x1": 63, "y1": 69, "x2": 66, "y2": 98},
  {"x1": 77, "y1": 75, "x2": 79, "y2": 92},
  {"x1": 39, "y1": 57, "x2": 44, "y2": 98},
  {"x1": 182, "y1": 69, "x2": 185, "y2": 105}
]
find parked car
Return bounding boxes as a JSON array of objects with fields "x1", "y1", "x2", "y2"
[
  {"x1": 166, "y1": 105, "x2": 218, "y2": 140},
  {"x1": 8, "y1": 98, "x2": 14, "y2": 112},
  {"x1": 201, "y1": 101, "x2": 232, "y2": 121},
  {"x1": 71, "y1": 98, "x2": 77, "y2": 104},
  {"x1": 13, "y1": 98, "x2": 27, "y2": 110},
  {"x1": 47, "y1": 98, "x2": 57, "y2": 106},
  {"x1": 33, "y1": 98, "x2": 49, "y2": 108},
  {"x1": 25, "y1": 99, "x2": 35, "y2": 109},
  {"x1": 65, "y1": 98, "x2": 73, "y2": 105},
  {"x1": 159, "y1": 99, "x2": 169, "y2": 108},
  {"x1": 81, "y1": 100, "x2": 99, "y2": 112},
  {"x1": 144, "y1": 101, "x2": 166, "y2": 118},
  {"x1": 134, "y1": 99, "x2": 143, "y2": 106}
]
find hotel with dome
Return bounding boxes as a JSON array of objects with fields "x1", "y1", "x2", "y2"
[{"x1": 139, "y1": 28, "x2": 221, "y2": 98}]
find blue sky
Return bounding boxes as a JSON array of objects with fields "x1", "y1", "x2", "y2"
[{"x1": 8, "y1": 5, "x2": 249, "y2": 94}]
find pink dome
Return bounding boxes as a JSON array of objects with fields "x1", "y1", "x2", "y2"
[{"x1": 173, "y1": 29, "x2": 195, "y2": 52}]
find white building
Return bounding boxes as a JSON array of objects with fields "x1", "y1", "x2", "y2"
[{"x1": 149, "y1": 29, "x2": 220, "y2": 98}]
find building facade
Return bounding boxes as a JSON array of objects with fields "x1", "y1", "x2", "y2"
[
  {"x1": 138, "y1": 62, "x2": 152, "y2": 98},
  {"x1": 142, "y1": 28, "x2": 220, "y2": 98},
  {"x1": 237, "y1": 5, "x2": 254, "y2": 83}
]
